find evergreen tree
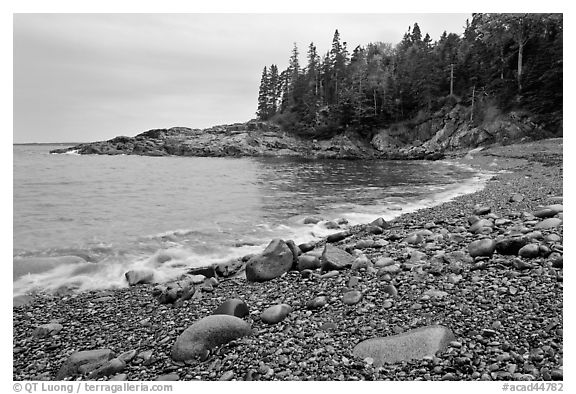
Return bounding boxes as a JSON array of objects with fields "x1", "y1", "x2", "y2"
[{"x1": 257, "y1": 66, "x2": 270, "y2": 120}]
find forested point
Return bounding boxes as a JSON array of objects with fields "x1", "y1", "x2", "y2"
[{"x1": 256, "y1": 14, "x2": 562, "y2": 140}]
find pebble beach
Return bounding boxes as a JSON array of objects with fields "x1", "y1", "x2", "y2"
[{"x1": 13, "y1": 139, "x2": 563, "y2": 382}]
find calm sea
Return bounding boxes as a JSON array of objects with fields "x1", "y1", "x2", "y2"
[{"x1": 13, "y1": 144, "x2": 489, "y2": 295}]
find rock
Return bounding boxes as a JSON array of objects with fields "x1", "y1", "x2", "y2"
[
  {"x1": 423, "y1": 289, "x2": 448, "y2": 298},
  {"x1": 324, "y1": 221, "x2": 340, "y2": 230},
  {"x1": 190, "y1": 274, "x2": 206, "y2": 284},
  {"x1": 533, "y1": 208, "x2": 557, "y2": 219},
  {"x1": 495, "y1": 237, "x2": 528, "y2": 256},
  {"x1": 296, "y1": 255, "x2": 321, "y2": 271},
  {"x1": 88, "y1": 358, "x2": 126, "y2": 379},
  {"x1": 382, "y1": 284, "x2": 398, "y2": 297},
  {"x1": 549, "y1": 253, "x2": 563, "y2": 268},
  {"x1": 534, "y1": 218, "x2": 562, "y2": 229},
  {"x1": 109, "y1": 374, "x2": 127, "y2": 381},
  {"x1": 518, "y1": 244, "x2": 540, "y2": 258},
  {"x1": 351, "y1": 255, "x2": 371, "y2": 270},
  {"x1": 306, "y1": 296, "x2": 327, "y2": 309},
  {"x1": 512, "y1": 258, "x2": 533, "y2": 270},
  {"x1": 298, "y1": 242, "x2": 316, "y2": 253},
  {"x1": 285, "y1": 240, "x2": 301, "y2": 266},
  {"x1": 57, "y1": 349, "x2": 114, "y2": 379},
  {"x1": 171, "y1": 315, "x2": 252, "y2": 362},
  {"x1": 260, "y1": 304, "x2": 291, "y2": 324},
  {"x1": 219, "y1": 371, "x2": 235, "y2": 381},
  {"x1": 245, "y1": 239, "x2": 293, "y2": 282},
  {"x1": 213, "y1": 298, "x2": 250, "y2": 318},
  {"x1": 404, "y1": 233, "x2": 424, "y2": 245},
  {"x1": 215, "y1": 258, "x2": 244, "y2": 277},
  {"x1": 378, "y1": 264, "x2": 401, "y2": 275},
  {"x1": 342, "y1": 290, "x2": 363, "y2": 305},
  {"x1": 326, "y1": 231, "x2": 351, "y2": 243},
  {"x1": 469, "y1": 219, "x2": 494, "y2": 234},
  {"x1": 155, "y1": 373, "x2": 179, "y2": 381},
  {"x1": 321, "y1": 244, "x2": 354, "y2": 271},
  {"x1": 367, "y1": 226, "x2": 384, "y2": 235},
  {"x1": 118, "y1": 349, "x2": 137, "y2": 363},
  {"x1": 375, "y1": 257, "x2": 395, "y2": 268},
  {"x1": 32, "y1": 323, "x2": 63, "y2": 338},
  {"x1": 125, "y1": 269, "x2": 154, "y2": 286},
  {"x1": 468, "y1": 239, "x2": 496, "y2": 258},
  {"x1": 158, "y1": 288, "x2": 179, "y2": 304},
  {"x1": 355, "y1": 240, "x2": 375, "y2": 249},
  {"x1": 353, "y1": 325, "x2": 455, "y2": 366},
  {"x1": 474, "y1": 206, "x2": 491, "y2": 215},
  {"x1": 320, "y1": 270, "x2": 339, "y2": 279},
  {"x1": 509, "y1": 194, "x2": 524, "y2": 202},
  {"x1": 370, "y1": 217, "x2": 390, "y2": 229},
  {"x1": 188, "y1": 265, "x2": 217, "y2": 278},
  {"x1": 303, "y1": 216, "x2": 322, "y2": 224}
]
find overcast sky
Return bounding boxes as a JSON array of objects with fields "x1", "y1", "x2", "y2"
[{"x1": 13, "y1": 13, "x2": 471, "y2": 143}]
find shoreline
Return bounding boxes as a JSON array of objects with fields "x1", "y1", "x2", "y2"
[{"x1": 13, "y1": 139, "x2": 563, "y2": 381}]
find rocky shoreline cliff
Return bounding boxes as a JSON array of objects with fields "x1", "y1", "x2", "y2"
[{"x1": 50, "y1": 105, "x2": 553, "y2": 160}]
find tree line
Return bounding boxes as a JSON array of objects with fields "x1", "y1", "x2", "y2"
[{"x1": 256, "y1": 14, "x2": 562, "y2": 139}]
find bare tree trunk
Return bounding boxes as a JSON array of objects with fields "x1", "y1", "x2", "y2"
[
  {"x1": 470, "y1": 85, "x2": 475, "y2": 122},
  {"x1": 450, "y1": 64, "x2": 454, "y2": 96},
  {"x1": 517, "y1": 42, "x2": 524, "y2": 92},
  {"x1": 373, "y1": 89, "x2": 377, "y2": 116}
]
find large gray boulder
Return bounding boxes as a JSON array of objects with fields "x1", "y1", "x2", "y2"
[
  {"x1": 57, "y1": 349, "x2": 114, "y2": 379},
  {"x1": 171, "y1": 315, "x2": 252, "y2": 362},
  {"x1": 125, "y1": 269, "x2": 155, "y2": 286},
  {"x1": 468, "y1": 238, "x2": 497, "y2": 258},
  {"x1": 535, "y1": 218, "x2": 562, "y2": 230},
  {"x1": 353, "y1": 325, "x2": 455, "y2": 366},
  {"x1": 245, "y1": 239, "x2": 294, "y2": 282},
  {"x1": 321, "y1": 244, "x2": 354, "y2": 272}
]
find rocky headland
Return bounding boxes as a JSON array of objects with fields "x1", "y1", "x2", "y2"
[
  {"x1": 49, "y1": 105, "x2": 553, "y2": 161},
  {"x1": 15, "y1": 138, "x2": 563, "y2": 381}
]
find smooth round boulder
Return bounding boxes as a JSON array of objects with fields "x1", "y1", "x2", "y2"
[
  {"x1": 260, "y1": 304, "x2": 291, "y2": 324},
  {"x1": 468, "y1": 238, "x2": 496, "y2": 258},
  {"x1": 518, "y1": 244, "x2": 540, "y2": 259},
  {"x1": 342, "y1": 290, "x2": 363, "y2": 305},
  {"x1": 171, "y1": 315, "x2": 252, "y2": 362},
  {"x1": 212, "y1": 298, "x2": 250, "y2": 318},
  {"x1": 306, "y1": 296, "x2": 327, "y2": 310},
  {"x1": 495, "y1": 237, "x2": 528, "y2": 256},
  {"x1": 535, "y1": 218, "x2": 562, "y2": 230},
  {"x1": 245, "y1": 239, "x2": 293, "y2": 282},
  {"x1": 533, "y1": 208, "x2": 557, "y2": 219},
  {"x1": 469, "y1": 219, "x2": 494, "y2": 234},
  {"x1": 353, "y1": 325, "x2": 455, "y2": 366}
]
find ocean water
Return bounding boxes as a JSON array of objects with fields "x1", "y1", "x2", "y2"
[{"x1": 13, "y1": 144, "x2": 490, "y2": 296}]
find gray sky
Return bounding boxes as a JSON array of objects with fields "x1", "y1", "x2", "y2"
[{"x1": 14, "y1": 13, "x2": 470, "y2": 143}]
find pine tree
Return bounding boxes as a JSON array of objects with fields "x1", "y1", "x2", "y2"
[{"x1": 257, "y1": 66, "x2": 270, "y2": 120}]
